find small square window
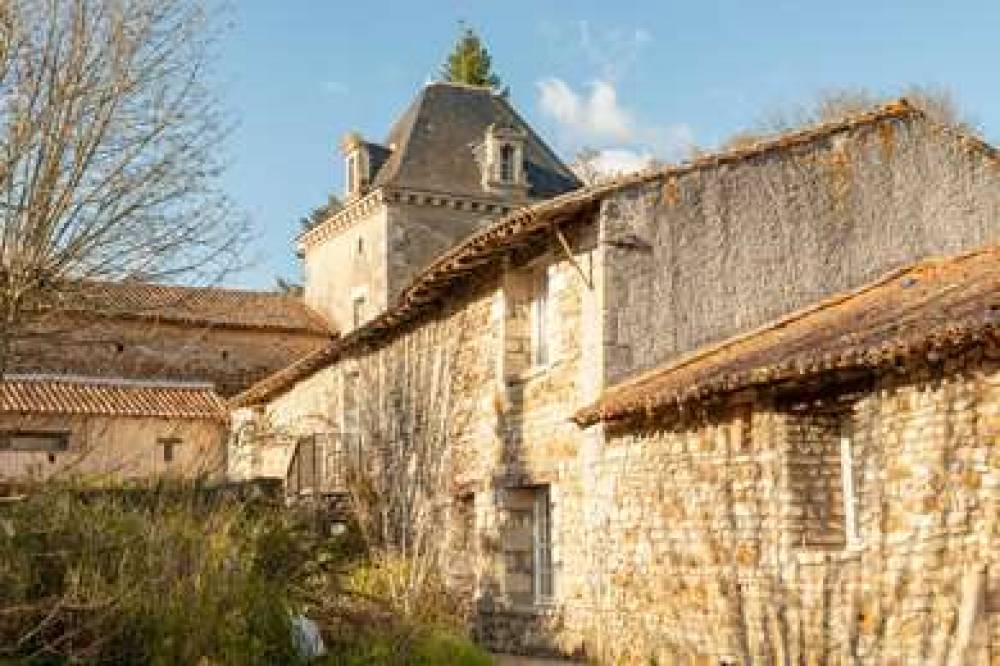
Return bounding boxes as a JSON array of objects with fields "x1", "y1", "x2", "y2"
[{"x1": 159, "y1": 437, "x2": 181, "y2": 463}]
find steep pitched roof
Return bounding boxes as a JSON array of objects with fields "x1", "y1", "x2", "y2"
[
  {"x1": 0, "y1": 375, "x2": 228, "y2": 422},
  {"x1": 71, "y1": 281, "x2": 332, "y2": 335},
  {"x1": 370, "y1": 82, "x2": 580, "y2": 198},
  {"x1": 574, "y1": 246, "x2": 1000, "y2": 426},
  {"x1": 231, "y1": 99, "x2": 998, "y2": 408}
]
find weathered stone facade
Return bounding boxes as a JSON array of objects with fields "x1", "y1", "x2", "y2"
[
  {"x1": 600, "y1": 116, "x2": 1000, "y2": 382},
  {"x1": 569, "y1": 347, "x2": 999, "y2": 663},
  {"x1": 239, "y1": 103, "x2": 1000, "y2": 661}
]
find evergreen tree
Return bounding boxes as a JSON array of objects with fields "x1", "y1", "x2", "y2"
[{"x1": 440, "y1": 25, "x2": 502, "y2": 90}]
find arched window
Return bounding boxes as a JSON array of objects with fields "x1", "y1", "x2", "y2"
[{"x1": 499, "y1": 143, "x2": 515, "y2": 183}]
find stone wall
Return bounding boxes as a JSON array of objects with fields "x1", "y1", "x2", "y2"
[
  {"x1": 600, "y1": 116, "x2": 1000, "y2": 383},
  {"x1": 254, "y1": 222, "x2": 604, "y2": 655},
  {"x1": 10, "y1": 315, "x2": 328, "y2": 397},
  {"x1": 567, "y1": 346, "x2": 999, "y2": 663},
  {"x1": 386, "y1": 199, "x2": 494, "y2": 302},
  {"x1": 303, "y1": 206, "x2": 389, "y2": 331},
  {"x1": 0, "y1": 413, "x2": 226, "y2": 481}
]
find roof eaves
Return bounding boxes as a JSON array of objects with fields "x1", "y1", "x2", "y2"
[
  {"x1": 233, "y1": 99, "x2": 975, "y2": 408},
  {"x1": 573, "y1": 245, "x2": 1000, "y2": 426}
]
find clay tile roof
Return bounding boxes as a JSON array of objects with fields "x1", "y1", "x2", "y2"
[
  {"x1": 231, "y1": 99, "x2": 995, "y2": 408},
  {"x1": 0, "y1": 375, "x2": 228, "y2": 422},
  {"x1": 74, "y1": 281, "x2": 331, "y2": 335},
  {"x1": 574, "y1": 245, "x2": 1000, "y2": 426}
]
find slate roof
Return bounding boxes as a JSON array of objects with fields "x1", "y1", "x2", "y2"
[
  {"x1": 574, "y1": 245, "x2": 1000, "y2": 426},
  {"x1": 0, "y1": 375, "x2": 228, "y2": 421},
  {"x1": 69, "y1": 281, "x2": 332, "y2": 335},
  {"x1": 370, "y1": 82, "x2": 580, "y2": 199},
  {"x1": 231, "y1": 99, "x2": 999, "y2": 408}
]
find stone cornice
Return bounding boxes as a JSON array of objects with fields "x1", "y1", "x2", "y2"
[
  {"x1": 297, "y1": 186, "x2": 519, "y2": 252},
  {"x1": 297, "y1": 188, "x2": 386, "y2": 252}
]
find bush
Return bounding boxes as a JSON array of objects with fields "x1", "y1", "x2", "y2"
[
  {"x1": 0, "y1": 482, "x2": 491, "y2": 664},
  {"x1": 0, "y1": 481, "x2": 315, "y2": 664}
]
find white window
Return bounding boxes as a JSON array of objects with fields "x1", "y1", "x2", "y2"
[
  {"x1": 531, "y1": 268, "x2": 549, "y2": 367},
  {"x1": 839, "y1": 416, "x2": 860, "y2": 548},
  {"x1": 533, "y1": 486, "x2": 553, "y2": 602}
]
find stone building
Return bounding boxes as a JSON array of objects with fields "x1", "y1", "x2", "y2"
[
  {"x1": 233, "y1": 93, "x2": 1000, "y2": 662},
  {"x1": 0, "y1": 281, "x2": 331, "y2": 482}
]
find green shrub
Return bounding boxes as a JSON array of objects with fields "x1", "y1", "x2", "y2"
[{"x1": 0, "y1": 481, "x2": 313, "y2": 664}]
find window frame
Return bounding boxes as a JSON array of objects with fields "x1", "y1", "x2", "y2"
[
  {"x1": 839, "y1": 414, "x2": 860, "y2": 549},
  {"x1": 352, "y1": 294, "x2": 366, "y2": 328},
  {"x1": 346, "y1": 152, "x2": 357, "y2": 195},
  {"x1": 499, "y1": 143, "x2": 516, "y2": 183},
  {"x1": 0, "y1": 430, "x2": 69, "y2": 452},
  {"x1": 532, "y1": 485, "x2": 554, "y2": 603},
  {"x1": 530, "y1": 266, "x2": 550, "y2": 368},
  {"x1": 158, "y1": 436, "x2": 181, "y2": 464}
]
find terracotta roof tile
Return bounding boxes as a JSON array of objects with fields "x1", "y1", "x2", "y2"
[
  {"x1": 0, "y1": 375, "x2": 228, "y2": 422},
  {"x1": 574, "y1": 245, "x2": 1000, "y2": 426},
  {"x1": 69, "y1": 281, "x2": 331, "y2": 335},
  {"x1": 231, "y1": 100, "x2": 996, "y2": 407}
]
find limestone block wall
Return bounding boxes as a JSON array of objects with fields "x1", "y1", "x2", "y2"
[
  {"x1": 303, "y1": 206, "x2": 388, "y2": 331},
  {"x1": 600, "y1": 116, "x2": 1000, "y2": 383},
  {"x1": 259, "y1": 221, "x2": 605, "y2": 655},
  {"x1": 567, "y1": 347, "x2": 999, "y2": 664},
  {"x1": 0, "y1": 413, "x2": 226, "y2": 482}
]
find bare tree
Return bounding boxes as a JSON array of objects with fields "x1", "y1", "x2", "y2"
[
  {"x1": 0, "y1": 0, "x2": 246, "y2": 369},
  {"x1": 345, "y1": 316, "x2": 474, "y2": 619},
  {"x1": 722, "y1": 84, "x2": 979, "y2": 150}
]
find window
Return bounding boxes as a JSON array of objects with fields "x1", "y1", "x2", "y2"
[
  {"x1": 502, "y1": 485, "x2": 554, "y2": 605},
  {"x1": 785, "y1": 404, "x2": 859, "y2": 550},
  {"x1": 531, "y1": 268, "x2": 549, "y2": 367},
  {"x1": 839, "y1": 415, "x2": 860, "y2": 549},
  {"x1": 346, "y1": 153, "x2": 357, "y2": 195},
  {"x1": 342, "y1": 371, "x2": 361, "y2": 468},
  {"x1": 503, "y1": 262, "x2": 553, "y2": 379},
  {"x1": 159, "y1": 437, "x2": 180, "y2": 463},
  {"x1": 499, "y1": 143, "x2": 515, "y2": 182},
  {"x1": 0, "y1": 431, "x2": 68, "y2": 452},
  {"x1": 533, "y1": 486, "x2": 553, "y2": 601},
  {"x1": 352, "y1": 295, "x2": 366, "y2": 328}
]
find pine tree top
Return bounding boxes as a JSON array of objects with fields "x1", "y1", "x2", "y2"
[{"x1": 440, "y1": 26, "x2": 502, "y2": 90}]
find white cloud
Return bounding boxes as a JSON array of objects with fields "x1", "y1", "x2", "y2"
[
  {"x1": 537, "y1": 78, "x2": 633, "y2": 143},
  {"x1": 589, "y1": 149, "x2": 656, "y2": 175},
  {"x1": 537, "y1": 77, "x2": 694, "y2": 165}
]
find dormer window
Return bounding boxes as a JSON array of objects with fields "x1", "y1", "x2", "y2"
[
  {"x1": 341, "y1": 131, "x2": 370, "y2": 200},
  {"x1": 346, "y1": 153, "x2": 358, "y2": 196},
  {"x1": 499, "y1": 144, "x2": 515, "y2": 183},
  {"x1": 482, "y1": 123, "x2": 528, "y2": 196}
]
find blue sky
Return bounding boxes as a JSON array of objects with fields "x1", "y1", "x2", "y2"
[{"x1": 218, "y1": 1, "x2": 1000, "y2": 288}]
